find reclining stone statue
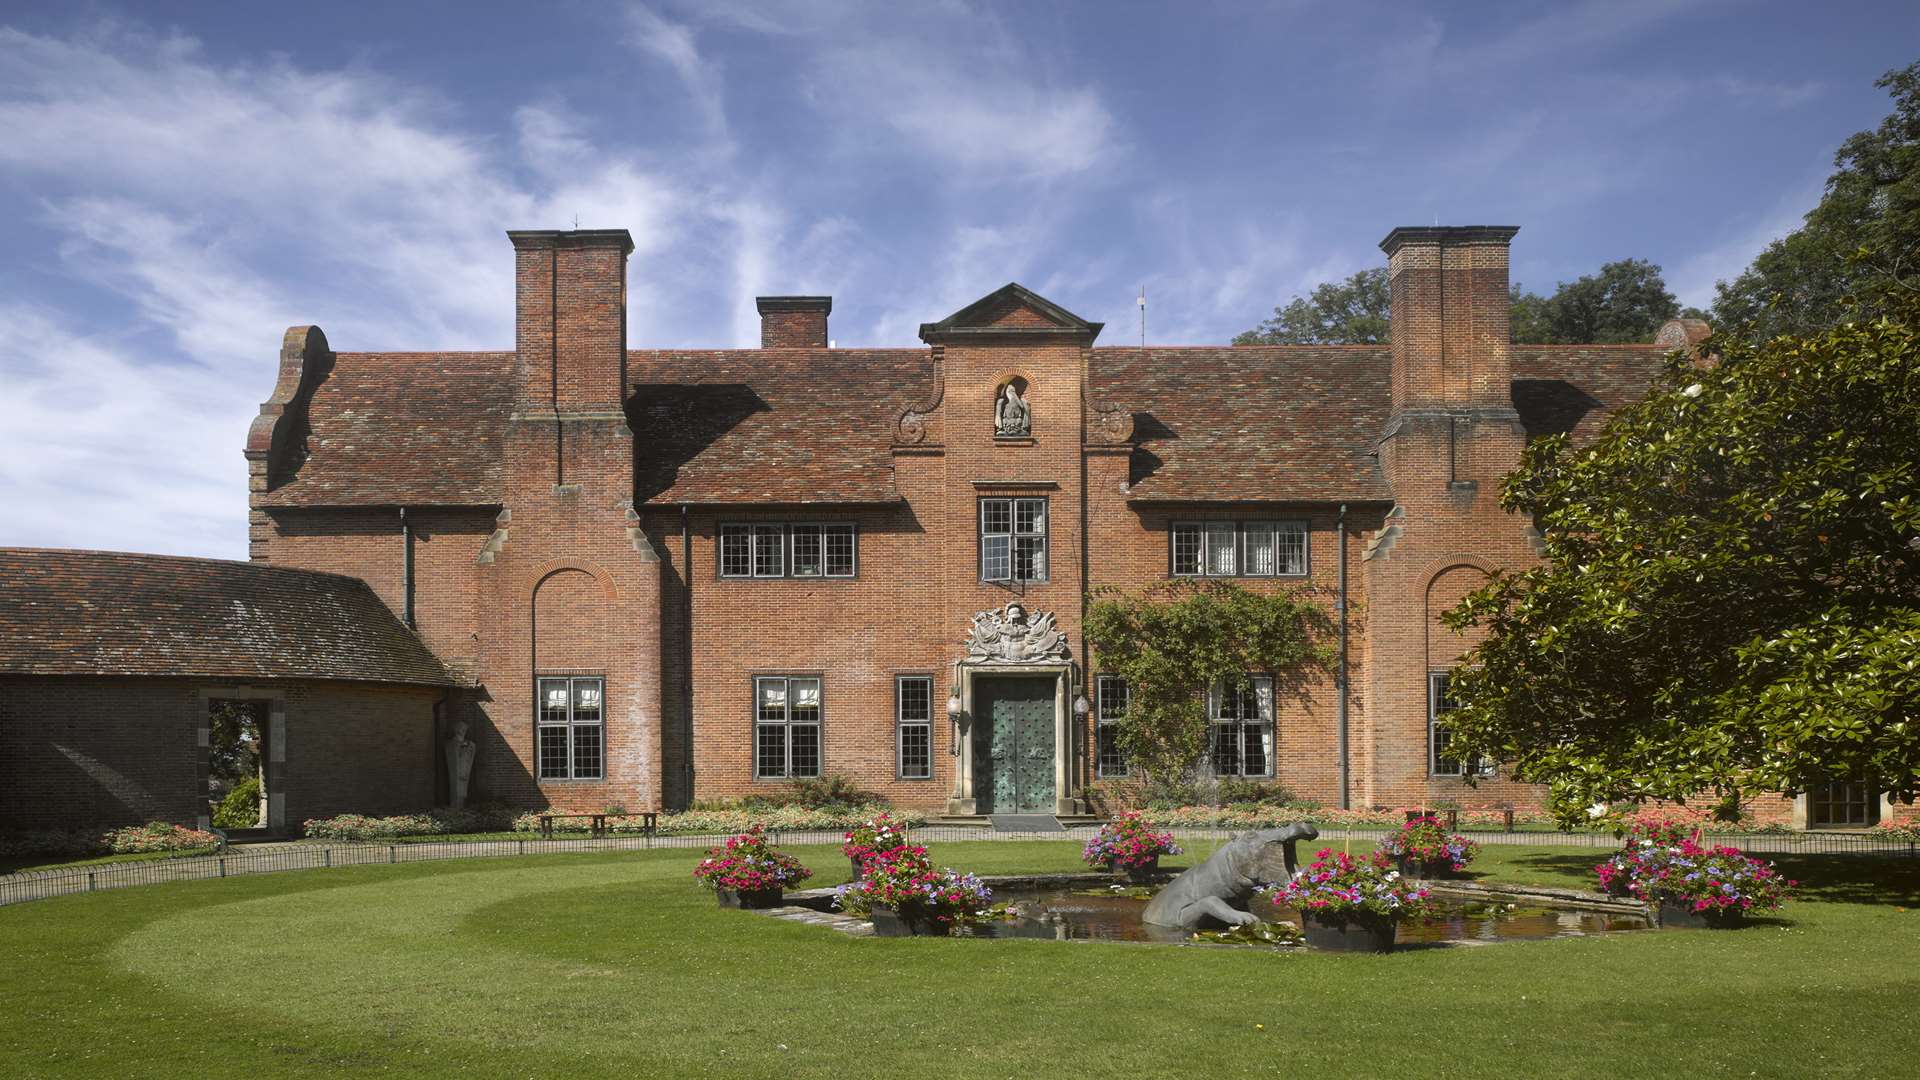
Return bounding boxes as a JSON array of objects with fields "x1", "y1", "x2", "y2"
[{"x1": 1141, "y1": 822, "x2": 1319, "y2": 929}]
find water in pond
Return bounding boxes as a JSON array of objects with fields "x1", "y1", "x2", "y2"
[{"x1": 960, "y1": 887, "x2": 1649, "y2": 946}]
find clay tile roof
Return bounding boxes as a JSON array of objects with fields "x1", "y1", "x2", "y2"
[
  {"x1": 1090, "y1": 346, "x2": 1395, "y2": 503},
  {"x1": 628, "y1": 349, "x2": 932, "y2": 505},
  {"x1": 0, "y1": 549, "x2": 454, "y2": 685},
  {"x1": 256, "y1": 352, "x2": 513, "y2": 508},
  {"x1": 1512, "y1": 345, "x2": 1668, "y2": 447}
]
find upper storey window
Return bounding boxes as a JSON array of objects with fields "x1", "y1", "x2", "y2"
[
  {"x1": 981, "y1": 497, "x2": 1048, "y2": 583},
  {"x1": 1171, "y1": 521, "x2": 1307, "y2": 578},
  {"x1": 719, "y1": 523, "x2": 857, "y2": 579}
]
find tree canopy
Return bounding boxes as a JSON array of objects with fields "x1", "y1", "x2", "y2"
[
  {"x1": 1442, "y1": 298, "x2": 1920, "y2": 821},
  {"x1": 1237, "y1": 260, "x2": 1693, "y2": 345},
  {"x1": 1085, "y1": 580, "x2": 1331, "y2": 790},
  {"x1": 1233, "y1": 268, "x2": 1389, "y2": 345},
  {"x1": 1713, "y1": 62, "x2": 1920, "y2": 340}
]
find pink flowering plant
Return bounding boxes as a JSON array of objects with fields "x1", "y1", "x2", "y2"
[
  {"x1": 1375, "y1": 815, "x2": 1481, "y2": 871},
  {"x1": 832, "y1": 845, "x2": 995, "y2": 927},
  {"x1": 1611, "y1": 838, "x2": 1795, "y2": 916},
  {"x1": 1595, "y1": 815, "x2": 1703, "y2": 895},
  {"x1": 1874, "y1": 819, "x2": 1920, "y2": 842},
  {"x1": 691, "y1": 826, "x2": 813, "y2": 893},
  {"x1": 1082, "y1": 812, "x2": 1183, "y2": 870},
  {"x1": 1267, "y1": 848, "x2": 1435, "y2": 925},
  {"x1": 841, "y1": 812, "x2": 912, "y2": 868}
]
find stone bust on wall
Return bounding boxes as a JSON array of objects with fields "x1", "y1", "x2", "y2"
[{"x1": 995, "y1": 380, "x2": 1031, "y2": 437}]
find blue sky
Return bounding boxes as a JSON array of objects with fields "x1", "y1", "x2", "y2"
[{"x1": 1, "y1": 1, "x2": 1914, "y2": 560}]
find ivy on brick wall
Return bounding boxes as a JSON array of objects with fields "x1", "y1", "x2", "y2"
[{"x1": 1085, "y1": 580, "x2": 1332, "y2": 789}]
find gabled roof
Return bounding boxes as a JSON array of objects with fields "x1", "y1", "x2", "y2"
[
  {"x1": 255, "y1": 352, "x2": 513, "y2": 508},
  {"x1": 0, "y1": 549, "x2": 455, "y2": 685},
  {"x1": 628, "y1": 349, "x2": 933, "y2": 505},
  {"x1": 1090, "y1": 346, "x2": 1395, "y2": 503},
  {"x1": 919, "y1": 283, "x2": 1104, "y2": 345},
  {"x1": 1513, "y1": 345, "x2": 1668, "y2": 447}
]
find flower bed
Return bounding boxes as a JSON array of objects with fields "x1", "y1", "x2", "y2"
[
  {"x1": 833, "y1": 844, "x2": 994, "y2": 934},
  {"x1": 692, "y1": 826, "x2": 811, "y2": 902},
  {"x1": 1267, "y1": 849, "x2": 1434, "y2": 952},
  {"x1": 1605, "y1": 838, "x2": 1795, "y2": 925},
  {"x1": 1082, "y1": 812, "x2": 1181, "y2": 872},
  {"x1": 508, "y1": 803, "x2": 928, "y2": 837},
  {"x1": 1873, "y1": 820, "x2": 1920, "y2": 842},
  {"x1": 1376, "y1": 815, "x2": 1480, "y2": 874},
  {"x1": 0, "y1": 822, "x2": 220, "y2": 859},
  {"x1": 304, "y1": 806, "x2": 515, "y2": 841},
  {"x1": 842, "y1": 812, "x2": 912, "y2": 870}
]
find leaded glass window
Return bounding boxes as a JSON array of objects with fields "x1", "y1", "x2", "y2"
[
  {"x1": 1096, "y1": 674, "x2": 1129, "y2": 778},
  {"x1": 1210, "y1": 676, "x2": 1273, "y2": 777},
  {"x1": 897, "y1": 676, "x2": 933, "y2": 780},
  {"x1": 536, "y1": 676, "x2": 604, "y2": 780},
  {"x1": 755, "y1": 676, "x2": 822, "y2": 779},
  {"x1": 981, "y1": 497, "x2": 1047, "y2": 583}
]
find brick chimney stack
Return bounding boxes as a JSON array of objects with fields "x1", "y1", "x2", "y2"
[
  {"x1": 509, "y1": 229, "x2": 634, "y2": 414},
  {"x1": 1379, "y1": 226, "x2": 1519, "y2": 413},
  {"x1": 757, "y1": 296, "x2": 831, "y2": 348}
]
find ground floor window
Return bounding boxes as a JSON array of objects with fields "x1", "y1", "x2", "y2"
[
  {"x1": 1809, "y1": 779, "x2": 1880, "y2": 827},
  {"x1": 1210, "y1": 676, "x2": 1273, "y2": 777},
  {"x1": 1096, "y1": 674, "x2": 1129, "y2": 778},
  {"x1": 896, "y1": 675, "x2": 932, "y2": 779},
  {"x1": 1429, "y1": 672, "x2": 1491, "y2": 777},
  {"x1": 538, "y1": 677, "x2": 604, "y2": 780},
  {"x1": 756, "y1": 676, "x2": 822, "y2": 779}
]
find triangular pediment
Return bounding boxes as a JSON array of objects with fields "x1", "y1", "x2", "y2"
[{"x1": 919, "y1": 283, "x2": 1103, "y2": 344}]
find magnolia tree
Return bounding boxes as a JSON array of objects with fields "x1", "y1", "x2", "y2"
[
  {"x1": 1085, "y1": 580, "x2": 1331, "y2": 794},
  {"x1": 1444, "y1": 299, "x2": 1920, "y2": 821}
]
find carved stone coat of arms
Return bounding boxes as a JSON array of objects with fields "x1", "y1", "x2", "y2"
[{"x1": 964, "y1": 602, "x2": 1070, "y2": 664}]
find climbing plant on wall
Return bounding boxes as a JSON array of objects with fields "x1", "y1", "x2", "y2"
[{"x1": 1085, "y1": 580, "x2": 1333, "y2": 792}]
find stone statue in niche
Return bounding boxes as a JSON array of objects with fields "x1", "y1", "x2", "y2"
[
  {"x1": 965, "y1": 602, "x2": 1069, "y2": 664},
  {"x1": 995, "y1": 381, "x2": 1031, "y2": 437},
  {"x1": 445, "y1": 719, "x2": 476, "y2": 809}
]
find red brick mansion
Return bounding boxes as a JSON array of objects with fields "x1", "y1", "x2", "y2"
[{"x1": 230, "y1": 222, "x2": 1772, "y2": 823}]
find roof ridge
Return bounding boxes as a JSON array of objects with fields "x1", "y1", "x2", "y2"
[{"x1": 0, "y1": 547, "x2": 380, "y2": 586}]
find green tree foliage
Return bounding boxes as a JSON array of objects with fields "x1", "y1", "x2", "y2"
[
  {"x1": 1233, "y1": 268, "x2": 1389, "y2": 344},
  {"x1": 1085, "y1": 581, "x2": 1332, "y2": 787},
  {"x1": 1239, "y1": 262, "x2": 1684, "y2": 345},
  {"x1": 1531, "y1": 259, "x2": 1682, "y2": 344},
  {"x1": 1714, "y1": 62, "x2": 1920, "y2": 340},
  {"x1": 1443, "y1": 300, "x2": 1920, "y2": 821},
  {"x1": 207, "y1": 700, "x2": 261, "y2": 788},
  {"x1": 212, "y1": 776, "x2": 261, "y2": 829}
]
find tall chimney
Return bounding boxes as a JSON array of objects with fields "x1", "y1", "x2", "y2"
[
  {"x1": 1379, "y1": 226, "x2": 1519, "y2": 413},
  {"x1": 757, "y1": 296, "x2": 831, "y2": 348},
  {"x1": 508, "y1": 229, "x2": 634, "y2": 414}
]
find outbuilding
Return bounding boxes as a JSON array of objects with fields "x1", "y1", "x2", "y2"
[{"x1": 0, "y1": 548, "x2": 456, "y2": 834}]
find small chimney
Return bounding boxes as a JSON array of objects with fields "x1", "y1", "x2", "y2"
[{"x1": 757, "y1": 296, "x2": 831, "y2": 348}]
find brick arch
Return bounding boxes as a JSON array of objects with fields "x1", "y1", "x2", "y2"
[
  {"x1": 529, "y1": 559, "x2": 618, "y2": 602},
  {"x1": 1423, "y1": 560, "x2": 1493, "y2": 671},
  {"x1": 531, "y1": 563, "x2": 617, "y2": 673}
]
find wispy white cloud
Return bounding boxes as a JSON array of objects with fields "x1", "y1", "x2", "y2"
[{"x1": 625, "y1": 5, "x2": 730, "y2": 143}]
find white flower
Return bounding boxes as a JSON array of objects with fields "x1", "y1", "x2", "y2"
[
  {"x1": 1681, "y1": 383, "x2": 1703, "y2": 399},
  {"x1": 1587, "y1": 802, "x2": 1610, "y2": 819}
]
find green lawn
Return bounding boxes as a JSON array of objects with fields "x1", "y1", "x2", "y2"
[{"x1": 0, "y1": 840, "x2": 1915, "y2": 1079}]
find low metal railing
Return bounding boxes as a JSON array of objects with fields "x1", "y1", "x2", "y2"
[{"x1": 1, "y1": 823, "x2": 1909, "y2": 908}]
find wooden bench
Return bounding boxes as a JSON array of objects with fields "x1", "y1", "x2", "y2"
[{"x1": 536, "y1": 812, "x2": 659, "y2": 839}]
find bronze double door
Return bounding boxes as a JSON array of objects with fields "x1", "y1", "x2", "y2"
[{"x1": 973, "y1": 676, "x2": 1056, "y2": 813}]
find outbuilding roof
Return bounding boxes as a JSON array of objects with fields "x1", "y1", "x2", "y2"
[{"x1": 0, "y1": 549, "x2": 455, "y2": 685}]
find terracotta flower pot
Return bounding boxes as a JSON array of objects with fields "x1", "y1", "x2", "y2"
[
  {"x1": 1657, "y1": 899, "x2": 1746, "y2": 929},
  {"x1": 1301, "y1": 913, "x2": 1397, "y2": 953},
  {"x1": 715, "y1": 887, "x2": 784, "y2": 910},
  {"x1": 1109, "y1": 855, "x2": 1159, "y2": 883},
  {"x1": 869, "y1": 904, "x2": 950, "y2": 937}
]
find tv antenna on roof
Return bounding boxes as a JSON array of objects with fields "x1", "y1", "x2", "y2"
[
  {"x1": 1138, "y1": 285, "x2": 1146, "y2": 349},
  {"x1": 573, "y1": 213, "x2": 581, "y2": 230}
]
